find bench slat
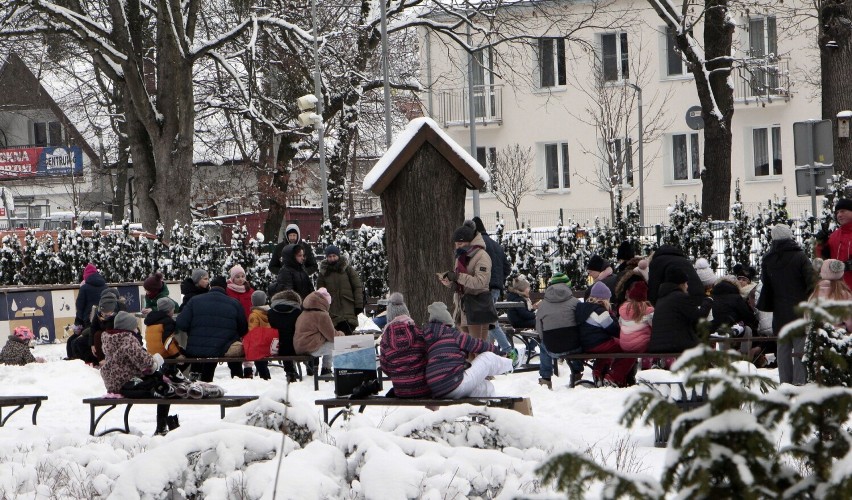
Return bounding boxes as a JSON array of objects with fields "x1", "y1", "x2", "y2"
[
  {"x1": 0, "y1": 396, "x2": 47, "y2": 426},
  {"x1": 315, "y1": 396, "x2": 523, "y2": 425}
]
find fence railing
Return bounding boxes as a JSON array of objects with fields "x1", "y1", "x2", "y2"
[
  {"x1": 436, "y1": 84, "x2": 503, "y2": 127},
  {"x1": 734, "y1": 56, "x2": 791, "y2": 104}
]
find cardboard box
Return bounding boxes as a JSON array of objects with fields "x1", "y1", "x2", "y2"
[
  {"x1": 333, "y1": 334, "x2": 381, "y2": 396},
  {"x1": 512, "y1": 397, "x2": 533, "y2": 416}
]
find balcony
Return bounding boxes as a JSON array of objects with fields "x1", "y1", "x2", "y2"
[
  {"x1": 733, "y1": 56, "x2": 791, "y2": 104},
  {"x1": 436, "y1": 84, "x2": 503, "y2": 128}
]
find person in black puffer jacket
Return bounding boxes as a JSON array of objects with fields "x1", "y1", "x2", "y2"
[
  {"x1": 268, "y1": 290, "x2": 303, "y2": 381},
  {"x1": 506, "y1": 275, "x2": 536, "y2": 329},
  {"x1": 269, "y1": 244, "x2": 314, "y2": 299},
  {"x1": 649, "y1": 267, "x2": 713, "y2": 353},
  {"x1": 710, "y1": 276, "x2": 758, "y2": 333},
  {"x1": 75, "y1": 263, "x2": 107, "y2": 329},
  {"x1": 180, "y1": 269, "x2": 209, "y2": 309},
  {"x1": 756, "y1": 224, "x2": 815, "y2": 385},
  {"x1": 576, "y1": 282, "x2": 634, "y2": 387},
  {"x1": 647, "y1": 245, "x2": 705, "y2": 306}
]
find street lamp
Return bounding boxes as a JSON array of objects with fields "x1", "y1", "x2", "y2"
[
  {"x1": 624, "y1": 82, "x2": 644, "y2": 228},
  {"x1": 307, "y1": 0, "x2": 329, "y2": 222}
]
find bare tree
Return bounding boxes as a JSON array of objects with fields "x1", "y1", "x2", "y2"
[
  {"x1": 490, "y1": 144, "x2": 539, "y2": 229},
  {"x1": 645, "y1": 0, "x2": 735, "y2": 220},
  {"x1": 568, "y1": 35, "x2": 670, "y2": 221}
]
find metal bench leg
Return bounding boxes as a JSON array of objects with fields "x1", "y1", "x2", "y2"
[
  {"x1": 0, "y1": 405, "x2": 24, "y2": 427},
  {"x1": 328, "y1": 405, "x2": 351, "y2": 426},
  {"x1": 323, "y1": 406, "x2": 329, "y2": 425},
  {"x1": 32, "y1": 402, "x2": 41, "y2": 425},
  {"x1": 220, "y1": 405, "x2": 226, "y2": 419},
  {"x1": 314, "y1": 370, "x2": 319, "y2": 391},
  {"x1": 90, "y1": 404, "x2": 118, "y2": 436},
  {"x1": 123, "y1": 404, "x2": 133, "y2": 434}
]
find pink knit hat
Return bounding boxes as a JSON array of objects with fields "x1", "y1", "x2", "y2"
[
  {"x1": 83, "y1": 263, "x2": 98, "y2": 281},
  {"x1": 315, "y1": 287, "x2": 332, "y2": 305},
  {"x1": 13, "y1": 325, "x2": 33, "y2": 341},
  {"x1": 821, "y1": 259, "x2": 845, "y2": 281},
  {"x1": 229, "y1": 265, "x2": 246, "y2": 280}
]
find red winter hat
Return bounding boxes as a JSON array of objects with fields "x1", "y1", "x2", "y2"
[
  {"x1": 627, "y1": 281, "x2": 648, "y2": 302},
  {"x1": 143, "y1": 272, "x2": 164, "y2": 293},
  {"x1": 83, "y1": 263, "x2": 98, "y2": 281}
]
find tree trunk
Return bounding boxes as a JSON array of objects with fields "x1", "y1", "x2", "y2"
[
  {"x1": 121, "y1": 90, "x2": 158, "y2": 229},
  {"x1": 820, "y1": 0, "x2": 852, "y2": 175},
  {"x1": 327, "y1": 98, "x2": 359, "y2": 229},
  {"x1": 382, "y1": 143, "x2": 461, "y2": 324},
  {"x1": 261, "y1": 136, "x2": 299, "y2": 243},
  {"x1": 111, "y1": 130, "x2": 130, "y2": 222}
]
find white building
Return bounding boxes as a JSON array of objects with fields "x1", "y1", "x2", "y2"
[{"x1": 420, "y1": 0, "x2": 822, "y2": 228}]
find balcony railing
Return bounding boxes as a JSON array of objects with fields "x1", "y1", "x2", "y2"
[
  {"x1": 436, "y1": 84, "x2": 503, "y2": 127},
  {"x1": 734, "y1": 56, "x2": 791, "y2": 104}
]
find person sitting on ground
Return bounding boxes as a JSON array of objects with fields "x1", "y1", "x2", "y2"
[
  {"x1": 316, "y1": 244, "x2": 364, "y2": 336},
  {"x1": 243, "y1": 290, "x2": 272, "y2": 380},
  {"x1": 142, "y1": 272, "x2": 179, "y2": 315},
  {"x1": 535, "y1": 272, "x2": 583, "y2": 389},
  {"x1": 181, "y1": 269, "x2": 209, "y2": 310},
  {"x1": 101, "y1": 311, "x2": 178, "y2": 436},
  {"x1": 294, "y1": 288, "x2": 343, "y2": 376},
  {"x1": 0, "y1": 326, "x2": 45, "y2": 365},
  {"x1": 619, "y1": 281, "x2": 654, "y2": 354},
  {"x1": 810, "y1": 259, "x2": 852, "y2": 331},
  {"x1": 177, "y1": 276, "x2": 248, "y2": 381},
  {"x1": 268, "y1": 290, "x2": 304, "y2": 382},
  {"x1": 144, "y1": 297, "x2": 183, "y2": 360},
  {"x1": 421, "y1": 301, "x2": 512, "y2": 399},
  {"x1": 576, "y1": 282, "x2": 635, "y2": 387},
  {"x1": 648, "y1": 267, "x2": 713, "y2": 354},
  {"x1": 378, "y1": 292, "x2": 431, "y2": 398}
]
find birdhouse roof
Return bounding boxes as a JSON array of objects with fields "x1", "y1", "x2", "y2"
[{"x1": 362, "y1": 117, "x2": 490, "y2": 196}]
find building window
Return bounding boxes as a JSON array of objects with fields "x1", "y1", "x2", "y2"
[
  {"x1": 753, "y1": 126, "x2": 782, "y2": 177},
  {"x1": 672, "y1": 132, "x2": 700, "y2": 181},
  {"x1": 664, "y1": 27, "x2": 685, "y2": 76},
  {"x1": 538, "y1": 38, "x2": 566, "y2": 88},
  {"x1": 33, "y1": 121, "x2": 62, "y2": 147},
  {"x1": 477, "y1": 146, "x2": 497, "y2": 192},
  {"x1": 544, "y1": 142, "x2": 570, "y2": 189},
  {"x1": 601, "y1": 32, "x2": 629, "y2": 82},
  {"x1": 609, "y1": 137, "x2": 634, "y2": 186},
  {"x1": 748, "y1": 16, "x2": 777, "y2": 58}
]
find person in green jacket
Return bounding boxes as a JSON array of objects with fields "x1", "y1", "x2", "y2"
[
  {"x1": 141, "y1": 272, "x2": 180, "y2": 315},
  {"x1": 316, "y1": 245, "x2": 364, "y2": 335}
]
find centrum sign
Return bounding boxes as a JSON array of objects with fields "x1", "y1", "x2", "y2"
[{"x1": 0, "y1": 146, "x2": 84, "y2": 179}]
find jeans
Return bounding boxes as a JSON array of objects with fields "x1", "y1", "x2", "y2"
[
  {"x1": 310, "y1": 341, "x2": 334, "y2": 369},
  {"x1": 539, "y1": 342, "x2": 583, "y2": 379},
  {"x1": 489, "y1": 289, "x2": 512, "y2": 352}
]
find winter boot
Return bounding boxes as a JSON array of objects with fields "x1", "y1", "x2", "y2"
[
  {"x1": 243, "y1": 367, "x2": 254, "y2": 379},
  {"x1": 166, "y1": 415, "x2": 180, "y2": 431},
  {"x1": 286, "y1": 372, "x2": 298, "y2": 384},
  {"x1": 320, "y1": 367, "x2": 333, "y2": 376},
  {"x1": 569, "y1": 372, "x2": 583, "y2": 388},
  {"x1": 154, "y1": 416, "x2": 169, "y2": 436},
  {"x1": 538, "y1": 377, "x2": 552, "y2": 389}
]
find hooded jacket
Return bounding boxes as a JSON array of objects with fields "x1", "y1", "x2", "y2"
[
  {"x1": 143, "y1": 309, "x2": 180, "y2": 358},
  {"x1": 0, "y1": 335, "x2": 36, "y2": 365},
  {"x1": 575, "y1": 301, "x2": 619, "y2": 351},
  {"x1": 271, "y1": 244, "x2": 315, "y2": 299},
  {"x1": 75, "y1": 272, "x2": 107, "y2": 327},
  {"x1": 710, "y1": 280, "x2": 757, "y2": 332},
  {"x1": 506, "y1": 290, "x2": 536, "y2": 328},
  {"x1": 535, "y1": 283, "x2": 581, "y2": 354},
  {"x1": 268, "y1": 298, "x2": 302, "y2": 355},
  {"x1": 647, "y1": 245, "x2": 705, "y2": 306},
  {"x1": 177, "y1": 287, "x2": 248, "y2": 357},
  {"x1": 180, "y1": 277, "x2": 209, "y2": 309},
  {"x1": 421, "y1": 320, "x2": 500, "y2": 397},
  {"x1": 447, "y1": 232, "x2": 493, "y2": 326},
  {"x1": 269, "y1": 224, "x2": 319, "y2": 276},
  {"x1": 756, "y1": 239, "x2": 815, "y2": 333},
  {"x1": 100, "y1": 328, "x2": 157, "y2": 394},
  {"x1": 379, "y1": 316, "x2": 430, "y2": 398},
  {"x1": 479, "y1": 229, "x2": 511, "y2": 291},
  {"x1": 294, "y1": 291, "x2": 342, "y2": 354},
  {"x1": 648, "y1": 283, "x2": 712, "y2": 353},
  {"x1": 822, "y1": 222, "x2": 852, "y2": 289},
  {"x1": 316, "y1": 255, "x2": 364, "y2": 327}
]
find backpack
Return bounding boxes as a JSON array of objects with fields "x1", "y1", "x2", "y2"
[
  {"x1": 243, "y1": 326, "x2": 279, "y2": 361},
  {"x1": 378, "y1": 321, "x2": 430, "y2": 398}
]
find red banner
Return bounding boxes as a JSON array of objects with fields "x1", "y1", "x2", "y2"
[{"x1": 0, "y1": 148, "x2": 39, "y2": 179}]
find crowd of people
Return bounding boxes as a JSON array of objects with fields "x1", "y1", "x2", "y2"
[{"x1": 6, "y1": 204, "x2": 852, "y2": 428}]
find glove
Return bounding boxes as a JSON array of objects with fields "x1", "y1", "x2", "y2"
[
  {"x1": 355, "y1": 307, "x2": 364, "y2": 315},
  {"x1": 815, "y1": 229, "x2": 830, "y2": 243},
  {"x1": 152, "y1": 353, "x2": 164, "y2": 370},
  {"x1": 445, "y1": 271, "x2": 458, "y2": 282}
]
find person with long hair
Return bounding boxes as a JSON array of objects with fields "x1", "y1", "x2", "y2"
[
  {"x1": 809, "y1": 259, "x2": 852, "y2": 331},
  {"x1": 619, "y1": 281, "x2": 654, "y2": 354}
]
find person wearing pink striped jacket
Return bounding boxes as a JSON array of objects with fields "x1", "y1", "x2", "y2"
[{"x1": 379, "y1": 292, "x2": 431, "y2": 398}]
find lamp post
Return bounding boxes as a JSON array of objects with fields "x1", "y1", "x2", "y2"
[
  {"x1": 467, "y1": 24, "x2": 480, "y2": 217},
  {"x1": 625, "y1": 82, "x2": 644, "y2": 227},
  {"x1": 379, "y1": 0, "x2": 392, "y2": 148},
  {"x1": 310, "y1": 0, "x2": 329, "y2": 222}
]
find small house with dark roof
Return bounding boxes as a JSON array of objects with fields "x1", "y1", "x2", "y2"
[
  {"x1": 0, "y1": 53, "x2": 103, "y2": 229},
  {"x1": 363, "y1": 117, "x2": 489, "y2": 324}
]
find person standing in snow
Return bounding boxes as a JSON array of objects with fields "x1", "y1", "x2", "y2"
[
  {"x1": 269, "y1": 223, "x2": 318, "y2": 276},
  {"x1": 75, "y1": 262, "x2": 107, "y2": 329},
  {"x1": 269, "y1": 244, "x2": 315, "y2": 299},
  {"x1": 316, "y1": 245, "x2": 364, "y2": 335}
]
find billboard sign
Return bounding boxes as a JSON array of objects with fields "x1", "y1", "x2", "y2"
[{"x1": 0, "y1": 146, "x2": 84, "y2": 180}]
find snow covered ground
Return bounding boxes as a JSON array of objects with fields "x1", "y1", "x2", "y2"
[{"x1": 0, "y1": 343, "x2": 781, "y2": 499}]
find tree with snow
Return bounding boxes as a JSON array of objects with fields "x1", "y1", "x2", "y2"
[
  {"x1": 723, "y1": 179, "x2": 752, "y2": 272},
  {"x1": 663, "y1": 195, "x2": 713, "y2": 264}
]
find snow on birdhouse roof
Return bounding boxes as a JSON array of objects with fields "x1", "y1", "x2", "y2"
[{"x1": 362, "y1": 117, "x2": 490, "y2": 196}]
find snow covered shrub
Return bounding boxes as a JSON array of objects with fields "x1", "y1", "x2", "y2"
[
  {"x1": 781, "y1": 300, "x2": 852, "y2": 387},
  {"x1": 226, "y1": 391, "x2": 320, "y2": 448},
  {"x1": 723, "y1": 180, "x2": 752, "y2": 272},
  {"x1": 662, "y1": 195, "x2": 713, "y2": 264},
  {"x1": 404, "y1": 413, "x2": 507, "y2": 450},
  {"x1": 547, "y1": 218, "x2": 590, "y2": 291}
]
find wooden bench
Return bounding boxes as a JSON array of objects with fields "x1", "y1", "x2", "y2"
[
  {"x1": 0, "y1": 396, "x2": 47, "y2": 426},
  {"x1": 315, "y1": 396, "x2": 525, "y2": 425},
  {"x1": 83, "y1": 396, "x2": 258, "y2": 436},
  {"x1": 163, "y1": 355, "x2": 324, "y2": 390}
]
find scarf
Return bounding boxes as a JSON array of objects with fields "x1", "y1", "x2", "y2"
[
  {"x1": 227, "y1": 282, "x2": 246, "y2": 294},
  {"x1": 453, "y1": 245, "x2": 483, "y2": 294}
]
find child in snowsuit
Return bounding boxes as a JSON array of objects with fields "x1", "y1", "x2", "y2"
[
  {"x1": 244, "y1": 290, "x2": 272, "y2": 380},
  {"x1": 379, "y1": 293, "x2": 430, "y2": 398},
  {"x1": 294, "y1": 288, "x2": 343, "y2": 374},
  {"x1": 101, "y1": 311, "x2": 178, "y2": 435},
  {"x1": 0, "y1": 326, "x2": 45, "y2": 365},
  {"x1": 421, "y1": 301, "x2": 512, "y2": 398}
]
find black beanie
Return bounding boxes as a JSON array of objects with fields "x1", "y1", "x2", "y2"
[
  {"x1": 665, "y1": 267, "x2": 689, "y2": 285},
  {"x1": 586, "y1": 254, "x2": 607, "y2": 272},
  {"x1": 616, "y1": 241, "x2": 635, "y2": 261},
  {"x1": 835, "y1": 198, "x2": 852, "y2": 213},
  {"x1": 210, "y1": 276, "x2": 227, "y2": 289},
  {"x1": 453, "y1": 224, "x2": 476, "y2": 243},
  {"x1": 472, "y1": 217, "x2": 487, "y2": 234}
]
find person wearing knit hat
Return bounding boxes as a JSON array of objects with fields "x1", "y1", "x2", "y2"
[
  {"x1": 634, "y1": 259, "x2": 650, "y2": 282},
  {"x1": 548, "y1": 272, "x2": 571, "y2": 286},
  {"x1": 576, "y1": 274, "x2": 634, "y2": 387},
  {"x1": 242, "y1": 290, "x2": 273, "y2": 380},
  {"x1": 112, "y1": 311, "x2": 139, "y2": 333},
  {"x1": 427, "y1": 301, "x2": 455, "y2": 325},
  {"x1": 771, "y1": 224, "x2": 794, "y2": 241},
  {"x1": 815, "y1": 198, "x2": 852, "y2": 280},
  {"x1": 324, "y1": 245, "x2": 340, "y2": 257},
  {"x1": 181, "y1": 269, "x2": 210, "y2": 309},
  {"x1": 315, "y1": 287, "x2": 333, "y2": 305},
  {"x1": 584, "y1": 255, "x2": 618, "y2": 302},
  {"x1": 317, "y1": 241, "x2": 364, "y2": 336},
  {"x1": 293, "y1": 289, "x2": 345, "y2": 374},
  {"x1": 619, "y1": 280, "x2": 654, "y2": 354},
  {"x1": 145, "y1": 292, "x2": 181, "y2": 362},
  {"x1": 589, "y1": 281, "x2": 612, "y2": 301},
  {"x1": 0, "y1": 325, "x2": 45, "y2": 365},
  {"x1": 615, "y1": 241, "x2": 636, "y2": 272},
  {"x1": 142, "y1": 272, "x2": 178, "y2": 315},
  {"x1": 156, "y1": 297, "x2": 175, "y2": 314},
  {"x1": 648, "y1": 260, "x2": 713, "y2": 354},
  {"x1": 210, "y1": 276, "x2": 227, "y2": 289},
  {"x1": 439, "y1": 220, "x2": 495, "y2": 343},
  {"x1": 226, "y1": 264, "x2": 255, "y2": 320},
  {"x1": 586, "y1": 254, "x2": 607, "y2": 273},
  {"x1": 76, "y1": 261, "x2": 107, "y2": 330},
  {"x1": 251, "y1": 290, "x2": 268, "y2": 308},
  {"x1": 626, "y1": 280, "x2": 648, "y2": 303},
  {"x1": 385, "y1": 292, "x2": 409, "y2": 323},
  {"x1": 694, "y1": 258, "x2": 717, "y2": 290},
  {"x1": 810, "y1": 260, "x2": 852, "y2": 314}
]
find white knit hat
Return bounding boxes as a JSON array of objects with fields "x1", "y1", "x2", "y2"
[{"x1": 694, "y1": 258, "x2": 716, "y2": 287}]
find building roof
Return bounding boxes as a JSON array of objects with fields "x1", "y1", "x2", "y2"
[
  {"x1": 0, "y1": 53, "x2": 100, "y2": 166},
  {"x1": 363, "y1": 117, "x2": 489, "y2": 196}
]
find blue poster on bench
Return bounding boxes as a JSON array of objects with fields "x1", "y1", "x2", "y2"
[{"x1": 333, "y1": 334, "x2": 380, "y2": 396}]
